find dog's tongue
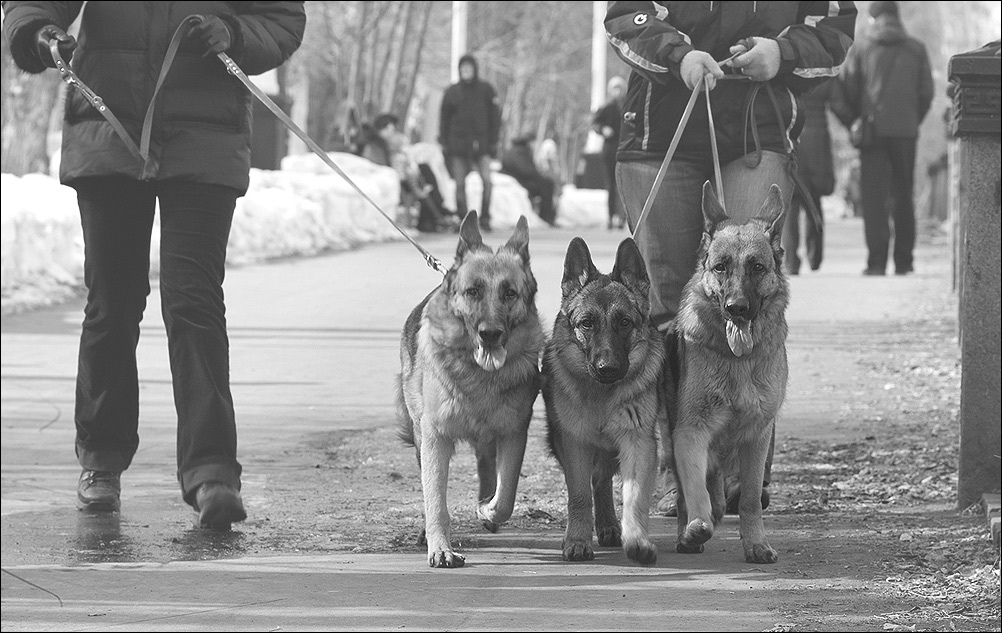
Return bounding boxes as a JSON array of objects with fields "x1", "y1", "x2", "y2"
[
  {"x1": 725, "y1": 320, "x2": 754, "y2": 357},
  {"x1": 474, "y1": 345, "x2": 507, "y2": 372}
]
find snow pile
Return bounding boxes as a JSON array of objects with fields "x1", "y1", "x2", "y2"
[{"x1": 1, "y1": 148, "x2": 608, "y2": 315}]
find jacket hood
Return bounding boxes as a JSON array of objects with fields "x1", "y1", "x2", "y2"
[
  {"x1": 458, "y1": 53, "x2": 479, "y2": 82},
  {"x1": 870, "y1": 15, "x2": 908, "y2": 45}
]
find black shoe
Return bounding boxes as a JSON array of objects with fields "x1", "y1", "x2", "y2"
[
  {"x1": 77, "y1": 470, "x2": 121, "y2": 512},
  {"x1": 194, "y1": 482, "x2": 247, "y2": 531},
  {"x1": 894, "y1": 266, "x2": 913, "y2": 275},
  {"x1": 862, "y1": 268, "x2": 886, "y2": 276},
  {"x1": 479, "y1": 220, "x2": 492, "y2": 233}
]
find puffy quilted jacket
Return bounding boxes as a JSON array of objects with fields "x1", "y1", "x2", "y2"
[
  {"x1": 605, "y1": 1, "x2": 856, "y2": 164},
  {"x1": 3, "y1": 1, "x2": 306, "y2": 193}
]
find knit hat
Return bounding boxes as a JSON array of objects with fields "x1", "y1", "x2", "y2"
[{"x1": 869, "y1": 1, "x2": 899, "y2": 18}]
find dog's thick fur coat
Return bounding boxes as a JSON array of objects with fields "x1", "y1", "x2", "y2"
[
  {"x1": 396, "y1": 212, "x2": 543, "y2": 568},
  {"x1": 543, "y1": 237, "x2": 665, "y2": 565},
  {"x1": 664, "y1": 182, "x2": 789, "y2": 564}
]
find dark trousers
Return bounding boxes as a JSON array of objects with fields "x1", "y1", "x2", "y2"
[
  {"x1": 859, "y1": 137, "x2": 917, "y2": 273},
  {"x1": 447, "y1": 154, "x2": 492, "y2": 223},
  {"x1": 782, "y1": 189, "x2": 824, "y2": 274},
  {"x1": 512, "y1": 173, "x2": 557, "y2": 225},
  {"x1": 602, "y1": 146, "x2": 622, "y2": 227},
  {"x1": 72, "y1": 177, "x2": 242, "y2": 507}
]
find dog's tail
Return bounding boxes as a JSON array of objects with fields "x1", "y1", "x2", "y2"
[{"x1": 394, "y1": 374, "x2": 416, "y2": 447}]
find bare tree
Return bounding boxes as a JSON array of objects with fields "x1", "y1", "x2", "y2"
[{"x1": 1, "y1": 38, "x2": 62, "y2": 176}]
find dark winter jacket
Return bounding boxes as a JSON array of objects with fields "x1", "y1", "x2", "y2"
[
  {"x1": 831, "y1": 14, "x2": 934, "y2": 138},
  {"x1": 439, "y1": 54, "x2": 501, "y2": 160},
  {"x1": 2, "y1": 1, "x2": 306, "y2": 194},
  {"x1": 605, "y1": 1, "x2": 856, "y2": 164},
  {"x1": 593, "y1": 97, "x2": 624, "y2": 158}
]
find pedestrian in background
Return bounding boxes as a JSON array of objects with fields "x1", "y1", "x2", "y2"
[
  {"x1": 605, "y1": 0, "x2": 857, "y2": 515},
  {"x1": 832, "y1": 0, "x2": 934, "y2": 276},
  {"x1": 501, "y1": 133, "x2": 558, "y2": 226},
  {"x1": 2, "y1": 1, "x2": 306, "y2": 530},
  {"x1": 593, "y1": 75, "x2": 627, "y2": 230},
  {"x1": 439, "y1": 53, "x2": 502, "y2": 232},
  {"x1": 783, "y1": 80, "x2": 836, "y2": 275}
]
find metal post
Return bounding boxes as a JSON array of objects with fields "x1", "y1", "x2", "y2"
[{"x1": 451, "y1": 1, "x2": 468, "y2": 84}]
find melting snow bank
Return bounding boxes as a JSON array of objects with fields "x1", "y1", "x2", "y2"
[{"x1": 2, "y1": 147, "x2": 608, "y2": 316}]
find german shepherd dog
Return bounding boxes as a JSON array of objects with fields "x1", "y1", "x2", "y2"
[
  {"x1": 542, "y1": 237, "x2": 665, "y2": 565},
  {"x1": 663, "y1": 181, "x2": 788, "y2": 564},
  {"x1": 396, "y1": 211, "x2": 543, "y2": 568}
]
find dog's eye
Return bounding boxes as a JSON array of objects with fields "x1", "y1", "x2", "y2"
[
  {"x1": 619, "y1": 317, "x2": 633, "y2": 329},
  {"x1": 578, "y1": 318, "x2": 594, "y2": 330},
  {"x1": 503, "y1": 288, "x2": 518, "y2": 301},
  {"x1": 464, "y1": 287, "x2": 480, "y2": 299},
  {"x1": 752, "y1": 262, "x2": 766, "y2": 273},
  {"x1": 712, "y1": 262, "x2": 727, "y2": 273}
]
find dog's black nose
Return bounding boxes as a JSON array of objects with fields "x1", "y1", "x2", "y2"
[
  {"x1": 725, "y1": 300, "x2": 749, "y2": 318},
  {"x1": 594, "y1": 363, "x2": 624, "y2": 383},
  {"x1": 478, "y1": 328, "x2": 503, "y2": 346}
]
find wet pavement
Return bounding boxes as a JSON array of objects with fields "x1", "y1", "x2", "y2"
[{"x1": 2, "y1": 214, "x2": 964, "y2": 631}]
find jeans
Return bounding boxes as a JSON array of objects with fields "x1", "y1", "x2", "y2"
[
  {"x1": 859, "y1": 136, "x2": 917, "y2": 273},
  {"x1": 72, "y1": 177, "x2": 242, "y2": 507},
  {"x1": 616, "y1": 150, "x2": 795, "y2": 327},
  {"x1": 448, "y1": 154, "x2": 493, "y2": 224}
]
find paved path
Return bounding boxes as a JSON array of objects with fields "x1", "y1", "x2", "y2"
[{"x1": 1, "y1": 214, "x2": 959, "y2": 631}]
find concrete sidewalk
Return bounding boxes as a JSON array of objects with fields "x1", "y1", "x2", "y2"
[{"x1": 1, "y1": 214, "x2": 963, "y2": 631}]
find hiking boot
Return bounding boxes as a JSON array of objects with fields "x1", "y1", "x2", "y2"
[
  {"x1": 76, "y1": 470, "x2": 121, "y2": 512},
  {"x1": 194, "y1": 482, "x2": 247, "y2": 531}
]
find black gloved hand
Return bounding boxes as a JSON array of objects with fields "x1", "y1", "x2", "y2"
[
  {"x1": 188, "y1": 15, "x2": 232, "y2": 57},
  {"x1": 35, "y1": 24, "x2": 77, "y2": 69}
]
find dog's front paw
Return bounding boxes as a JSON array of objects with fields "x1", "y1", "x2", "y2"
[
  {"x1": 743, "y1": 541, "x2": 778, "y2": 564},
  {"x1": 596, "y1": 524, "x2": 622, "y2": 547},
  {"x1": 562, "y1": 539, "x2": 595, "y2": 562},
  {"x1": 677, "y1": 518, "x2": 713, "y2": 553},
  {"x1": 428, "y1": 549, "x2": 466, "y2": 568},
  {"x1": 625, "y1": 539, "x2": 657, "y2": 566}
]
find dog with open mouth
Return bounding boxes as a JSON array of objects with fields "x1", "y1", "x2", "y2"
[
  {"x1": 396, "y1": 211, "x2": 543, "y2": 568},
  {"x1": 662, "y1": 181, "x2": 789, "y2": 564}
]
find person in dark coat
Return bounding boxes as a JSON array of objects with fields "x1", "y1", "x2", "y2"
[
  {"x1": 593, "y1": 75, "x2": 627, "y2": 230},
  {"x1": 2, "y1": 1, "x2": 306, "y2": 530},
  {"x1": 500, "y1": 134, "x2": 557, "y2": 226},
  {"x1": 439, "y1": 53, "x2": 501, "y2": 231},
  {"x1": 783, "y1": 80, "x2": 836, "y2": 275},
  {"x1": 831, "y1": 0, "x2": 934, "y2": 276}
]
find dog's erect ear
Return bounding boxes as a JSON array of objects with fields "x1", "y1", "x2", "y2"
[
  {"x1": 503, "y1": 215, "x2": 531, "y2": 264},
  {"x1": 756, "y1": 184, "x2": 786, "y2": 237},
  {"x1": 457, "y1": 210, "x2": 483, "y2": 259},
  {"x1": 561, "y1": 237, "x2": 598, "y2": 302},
  {"x1": 701, "y1": 180, "x2": 729, "y2": 235},
  {"x1": 611, "y1": 237, "x2": 650, "y2": 299},
  {"x1": 756, "y1": 184, "x2": 786, "y2": 266}
]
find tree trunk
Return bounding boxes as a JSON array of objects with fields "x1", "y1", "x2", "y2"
[{"x1": 1, "y1": 44, "x2": 62, "y2": 177}]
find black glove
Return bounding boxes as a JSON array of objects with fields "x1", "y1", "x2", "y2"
[
  {"x1": 188, "y1": 15, "x2": 232, "y2": 57},
  {"x1": 35, "y1": 25, "x2": 77, "y2": 69}
]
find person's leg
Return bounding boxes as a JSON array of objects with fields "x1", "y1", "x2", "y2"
[
  {"x1": 156, "y1": 181, "x2": 244, "y2": 527},
  {"x1": 887, "y1": 137, "x2": 917, "y2": 274},
  {"x1": 616, "y1": 157, "x2": 708, "y2": 330},
  {"x1": 805, "y1": 190, "x2": 824, "y2": 271},
  {"x1": 74, "y1": 176, "x2": 157, "y2": 509},
  {"x1": 603, "y1": 150, "x2": 619, "y2": 229},
  {"x1": 448, "y1": 155, "x2": 472, "y2": 218},
  {"x1": 859, "y1": 143, "x2": 893, "y2": 274},
  {"x1": 538, "y1": 176, "x2": 556, "y2": 225},
  {"x1": 476, "y1": 154, "x2": 493, "y2": 228},
  {"x1": 782, "y1": 194, "x2": 803, "y2": 275}
]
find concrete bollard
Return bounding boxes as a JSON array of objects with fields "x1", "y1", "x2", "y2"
[{"x1": 947, "y1": 40, "x2": 1001, "y2": 511}]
